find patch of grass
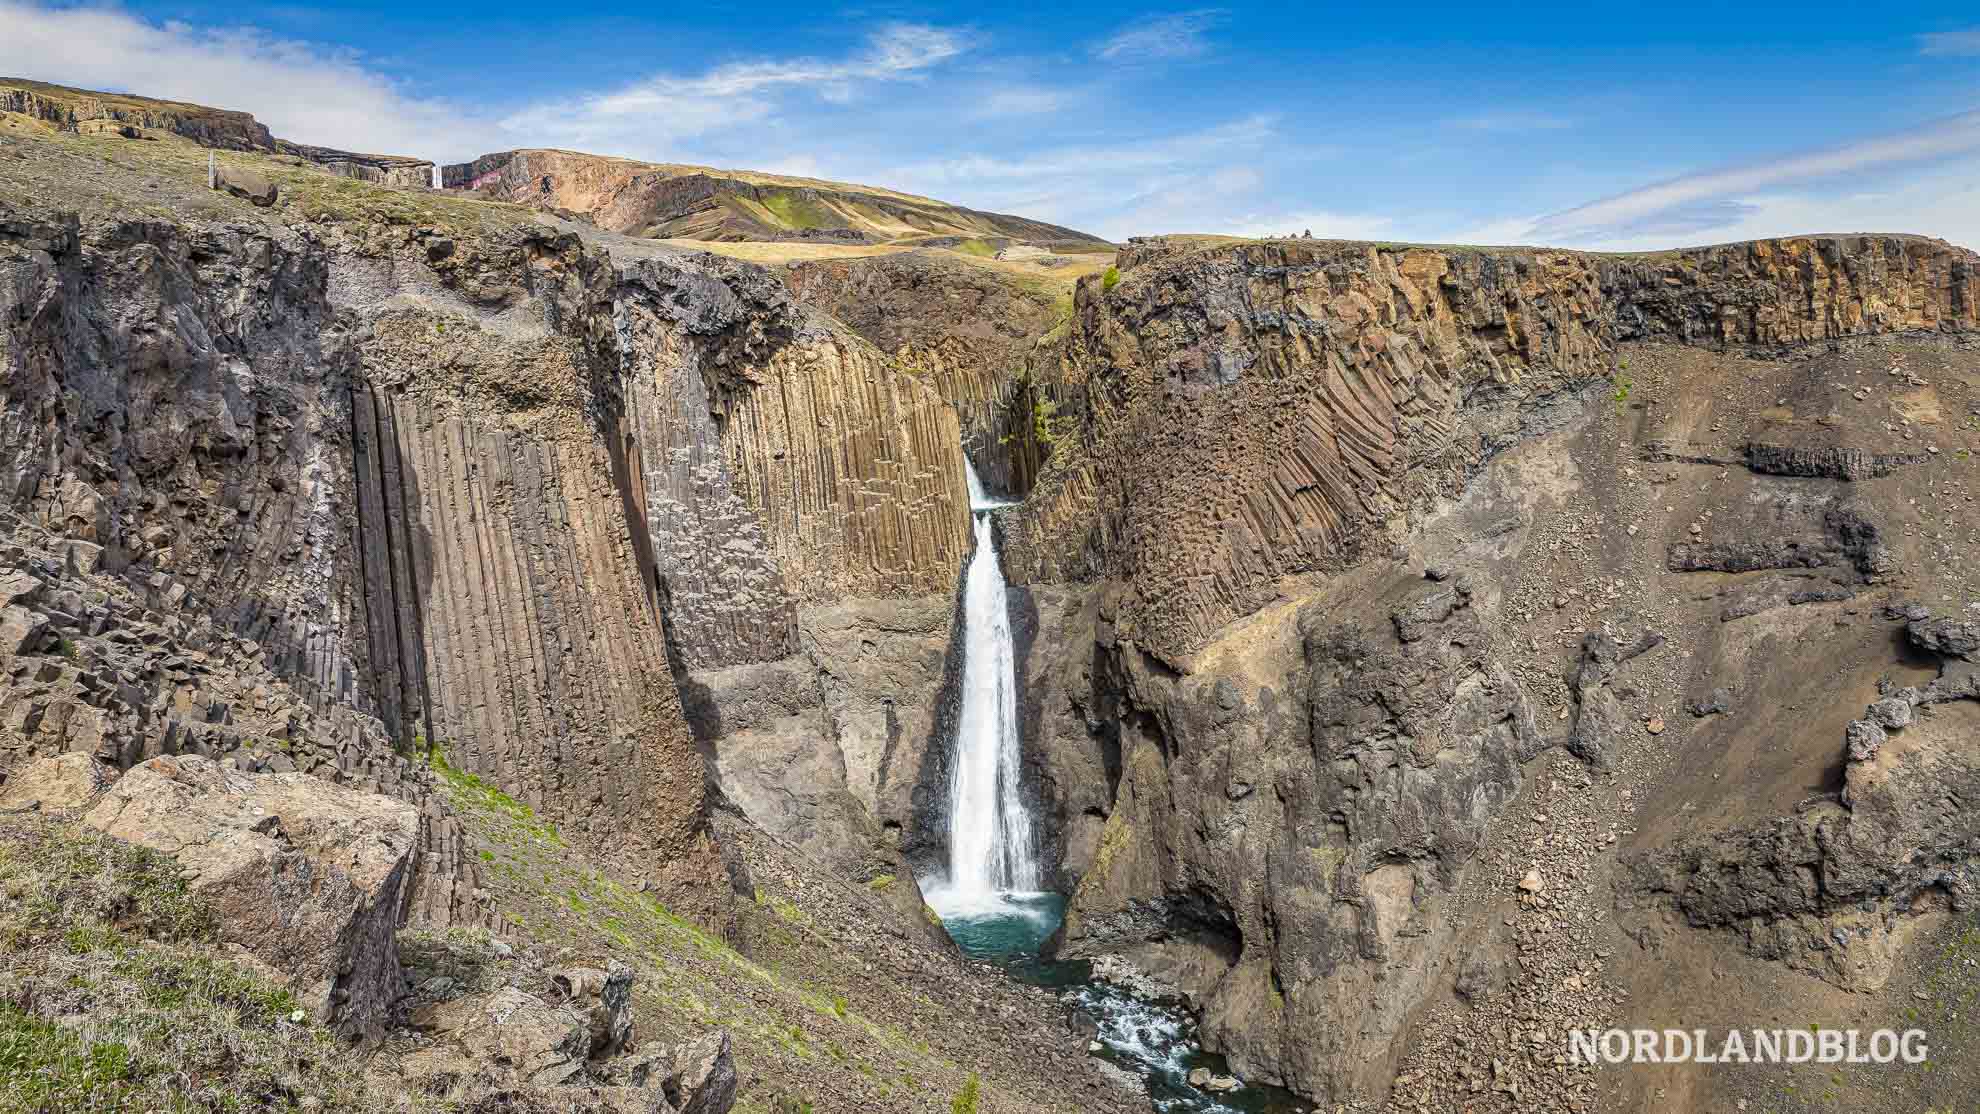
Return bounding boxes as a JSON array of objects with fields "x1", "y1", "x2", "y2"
[
  {"x1": 952, "y1": 1072, "x2": 982, "y2": 1114},
  {"x1": 954, "y1": 238, "x2": 995, "y2": 258},
  {"x1": 760, "y1": 191, "x2": 835, "y2": 232},
  {"x1": 0, "y1": 814, "x2": 380, "y2": 1112},
  {"x1": 1101, "y1": 265, "x2": 1120, "y2": 292},
  {"x1": 426, "y1": 747, "x2": 562, "y2": 847},
  {"x1": 866, "y1": 874, "x2": 896, "y2": 892}
]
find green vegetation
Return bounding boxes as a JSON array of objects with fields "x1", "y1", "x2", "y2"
[
  {"x1": 1101, "y1": 265, "x2": 1120, "y2": 292},
  {"x1": 954, "y1": 238, "x2": 996, "y2": 258},
  {"x1": 1612, "y1": 374, "x2": 1633, "y2": 415},
  {"x1": 951, "y1": 1072, "x2": 982, "y2": 1114},
  {"x1": 866, "y1": 873, "x2": 896, "y2": 892},
  {"x1": 55, "y1": 637, "x2": 76, "y2": 661},
  {"x1": 760, "y1": 191, "x2": 835, "y2": 231},
  {"x1": 0, "y1": 813, "x2": 377, "y2": 1112}
]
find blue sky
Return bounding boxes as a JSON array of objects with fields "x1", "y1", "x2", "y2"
[{"x1": 2, "y1": 1, "x2": 1978, "y2": 247}]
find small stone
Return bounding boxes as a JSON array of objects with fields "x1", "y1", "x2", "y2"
[
  {"x1": 1518, "y1": 869, "x2": 1546, "y2": 894},
  {"x1": 1644, "y1": 716, "x2": 1665, "y2": 735}
]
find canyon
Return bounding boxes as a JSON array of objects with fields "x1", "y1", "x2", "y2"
[{"x1": 1, "y1": 76, "x2": 1978, "y2": 1114}]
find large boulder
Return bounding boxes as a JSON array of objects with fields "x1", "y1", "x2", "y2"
[
  {"x1": 0, "y1": 753, "x2": 117, "y2": 813},
  {"x1": 81, "y1": 754, "x2": 418, "y2": 1038},
  {"x1": 212, "y1": 163, "x2": 278, "y2": 207}
]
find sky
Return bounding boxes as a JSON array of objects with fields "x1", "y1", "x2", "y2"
[{"x1": 2, "y1": 1, "x2": 1978, "y2": 248}]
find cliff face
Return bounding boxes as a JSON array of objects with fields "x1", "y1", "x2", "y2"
[
  {"x1": 275, "y1": 141, "x2": 436, "y2": 189},
  {"x1": 0, "y1": 77, "x2": 275, "y2": 150},
  {"x1": 1017, "y1": 233, "x2": 1980, "y2": 1108},
  {"x1": 780, "y1": 250, "x2": 1076, "y2": 495},
  {"x1": 0, "y1": 123, "x2": 976, "y2": 936},
  {"x1": 1011, "y1": 235, "x2": 1978, "y2": 663}
]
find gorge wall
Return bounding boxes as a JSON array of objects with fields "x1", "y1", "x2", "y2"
[
  {"x1": 1004, "y1": 233, "x2": 1980, "y2": 1108},
  {"x1": 0, "y1": 137, "x2": 975, "y2": 937}
]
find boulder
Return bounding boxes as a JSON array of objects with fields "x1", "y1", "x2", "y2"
[
  {"x1": 212, "y1": 164, "x2": 278, "y2": 208},
  {"x1": 554, "y1": 961, "x2": 636, "y2": 1059},
  {"x1": 413, "y1": 986, "x2": 594, "y2": 1087},
  {"x1": 81, "y1": 754, "x2": 417, "y2": 1038},
  {"x1": 0, "y1": 605, "x2": 46, "y2": 656},
  {"x1": 0, "y1": 753, "x2": 117, "y2": 813},
  {"x1": 653, "y1": 1031, "x2": 737, "y2": 1114}
]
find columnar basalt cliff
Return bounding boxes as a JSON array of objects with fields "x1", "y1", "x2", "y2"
[
  {"x1": 0, "y1": 125, "x2": 976, "y2": 936},
  {"x1": 1006, "y1": 232, "x2": 1980, "y2": 1109},
  {"x1": 1009, "y1": 235, "x2": 1978, "y2": 661},
  {"x1": 780, "y1": 250, "x2": 1078, "y2": 496}
]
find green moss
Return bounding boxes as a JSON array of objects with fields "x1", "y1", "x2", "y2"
[
  {"x1": 1101, "y1": 265, "x2": 1120, "y2": 292},
  {"x1": 954, "y1": 238, "x2": 995, "y2": 258},
  {"x1": 866, "y1": 874, "x2": 896, "y2": 892}
]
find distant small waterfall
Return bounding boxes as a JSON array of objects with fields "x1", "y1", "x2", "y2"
[
  {"x1": 430, "y1": 164, "x2": 442, "y2": 190},
  {"x1": 933, "y1": 459, "x2": 1037, "y2": 913}
]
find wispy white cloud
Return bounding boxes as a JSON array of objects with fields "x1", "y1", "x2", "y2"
[
  {"x1": 1444, "y1": 110, "x2": 1577, "y2": 133},
  {"x1": 1530, "y1": 110, "x2": 1980, "y2": 241},
  {"x1": 1094, "y1": 10, "x2": 1224, "y2": 62},
  {"x1": 1919, "y1": 28, "x2": 1980, "y2": 56},
  {"x1": 971, "y1": 85, "x2": 1071, "y2": 119},
  {"x1": 503, "y1": 23, "x2": 972, "y2": 157}
]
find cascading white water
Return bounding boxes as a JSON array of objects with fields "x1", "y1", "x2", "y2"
[{"x1": 929, "y1": 459, "x2": 1037, "y2": 915}]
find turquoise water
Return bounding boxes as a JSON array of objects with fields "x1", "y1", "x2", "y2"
[{"x1": 937, "y1": 893, "x2": 1302, "y2": 1114}]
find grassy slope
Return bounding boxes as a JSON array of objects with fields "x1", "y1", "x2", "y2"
[
  {"x1": 0, "y1": 813, "x2": 385, "y2": 1114},
  {"x1": 425, "y1": 751, "x2": 1096, "y2": 1114}
]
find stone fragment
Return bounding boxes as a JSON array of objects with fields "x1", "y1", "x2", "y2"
[
  {"x1": 1845, "y1": 719, "x2": 1887, "y2": 762},
  {"x1": 1687, "y1": 688, "x2": 1733, "y2": 717},
  {"x1": 0, "y1": 606, "x2": 47, "y2": 655},
  {"x1": 653, "y1": 1030, "x2": 738, "y2": 1114},
  {"x1": 1867, "y1": 697, "x2": 1913, "y2": 730},
  {"x1": 1518, "y1": 869, "x2": 1545, "y2": 894},
  {"x1": 81, "y1": 754, "x2": 417, "y2": 1038}
]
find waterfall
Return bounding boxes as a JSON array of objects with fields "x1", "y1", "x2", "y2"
[
  {"x1": 430, "y1": 164, "x2": 443, "y2": 190},
  {"x1": 930, "y1": 458, "x2": 1036, "y2": 916}
]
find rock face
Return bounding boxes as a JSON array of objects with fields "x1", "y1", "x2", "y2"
[
  {"x1": 81, "y1": 754, "x2": 417, "y2": 1038},
  {"x1": 0, "y1": 123, "x2": 975, "y2": 934},
  {"x1": 1054, "y1": 575, "x2": 1537, "y2": 1098},
  {"x1": 1017, "y1": 233, "x2": 1980, "y2": 1107},
  {"x1": 0, "y1": 77, "x2": 275, "y2": 150},
  {"x1": 780, "y1": 250, "x2": 1074, "y2": 495},
  {"x1": 1008, "y1": 235, "x2": 1979, "y2": 662},
  {"x1": 440, "y1": 148, "x2": 1108, "y2": 250},
  {"x1": 275, "y1": 141, "x2": 436, "y2": 189}
]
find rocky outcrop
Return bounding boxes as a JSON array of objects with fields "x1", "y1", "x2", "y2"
[
  {"x1": 1053, "y1": 574, "x2": 1538, "y2": 1102},
  {"x1": 1008, "y1": 235, "x2": 1980, "y2": 663},
  {"x1": 276, "y1": 140, "x2": 435, "y2": 189},
  {"x1": 1622, "y1": 612, "x2": 1980, "y2": 990},
  {"x1": 80, "y1": 753, "x2": 417, "y2": 1038},
  {"x1": 0, "y1": 77, "x2": 275, "y2": 150},
  {"x1": 1025, "y1": 233, "x2": 1980, "y2": 1108},
  {"x1": 0, "y1": 127, "x2": 976, "y2": 935}
]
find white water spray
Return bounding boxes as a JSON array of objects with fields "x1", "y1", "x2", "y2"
[{"x1": 930, "y1": 458, "x2": 1037, "y2": 916}]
